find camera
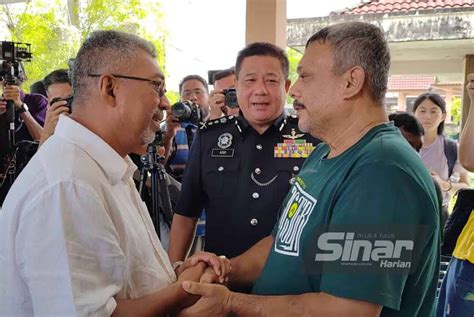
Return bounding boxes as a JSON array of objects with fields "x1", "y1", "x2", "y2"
[
  {"x1": 1, "y1": 41, "x2": 32, "y2": 62},
  {"x1": 50, "y1": 95, "x2": 73, "y2": 113},
  {"x1": 152, "y1": 130, "x2": 164, "y2": 147},
  {"x1": 223, "y1": 88, "x2": 238, "y2": 109},
  {"x1": 171, "y1": 100, "x2": 202, "y2": 125},
  {"x1": 0, "y1": 41, "x2": 32, "y2": 85}
]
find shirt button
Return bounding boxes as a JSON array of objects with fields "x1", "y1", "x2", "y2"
[
  {"x1": 218, "y1": 166, "x2": 224, "y2": 172},
  {"x1": 293, "y1": 166, "x2": 300, "y2": 172},
  {"x1": 256, "y1": 144, "x2": 263, "y2": 150},
  {"x1": 250, "y1": 218, "x2": 258, "y2": 226},
  {"x1": 252, "y1": 192, "x2": 260, "y2": 199},
  {"x1": 255, "y1": 168, "x2": 261, "y2": 175}
]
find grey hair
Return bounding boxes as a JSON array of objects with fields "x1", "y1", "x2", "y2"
[
  {"x1": 72, "y1": 30, "x2": 156, "y2": 104},
  {"x1": 306, "y1": 22, "x2": 390, "y2": 105}
]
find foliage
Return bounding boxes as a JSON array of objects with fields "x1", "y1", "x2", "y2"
[
  {"x1": 166, "y1": 90, "x2": 180, "y2": 105},
  {"x1": 451, "y1": 96, "x2": 461, "y2": 126},
  {"x1": 2, "y1": 0, "x2": 79, "y2": 87},
  {"x1": 0, "y1": 0, "x2": 167, "y2": 90},
  {"x1": 286, "y1": 47, "x2": 302, "y2": 104}
]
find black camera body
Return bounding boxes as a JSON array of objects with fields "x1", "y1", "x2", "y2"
[
  {"x1": 1, "y1": 41, "x2": 32, "y2": 61},
  {"x1": 171, "y1": 100, "x2": 202, "y2": 125},
  {"x1": 152, "y1": 130, "x2": 164, "y2": 147},
  {"x1": 0, "y1": 41, "x2": 32, "y2": 85},
  {"x1": 223, "y1": 88, "x2": 238, "y2": 108},
  {"x1": 50, "y1": 96, "x2": 73, "y2": 113}
]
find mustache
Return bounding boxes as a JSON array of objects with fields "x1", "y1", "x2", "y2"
[{"x1": 293, "y1": 100, "x2": 304, "y2": 107}]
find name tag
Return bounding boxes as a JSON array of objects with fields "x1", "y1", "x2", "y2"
[{"x1": 211, "y1": 148, "x2": 234, "y2": 158}]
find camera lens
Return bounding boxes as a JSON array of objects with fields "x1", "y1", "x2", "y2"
[
  {"x1": 224, "y1": 89, "x2": 239, "y2": 108},
  {"x1": 171, "y1": 101, "x2": 192, "y2": 121}
]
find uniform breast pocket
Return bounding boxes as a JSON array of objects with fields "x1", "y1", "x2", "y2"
[
  {"x1": 276, "y1": 158, "x2": 305, "y2": 180},
  {"x1": 203, "y1": 158, "x2": 240, "y2": 200}
]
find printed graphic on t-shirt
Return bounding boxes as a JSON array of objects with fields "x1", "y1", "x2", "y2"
[{"x1": 275, "y1": 182, "x2": 316, "y2": 256}]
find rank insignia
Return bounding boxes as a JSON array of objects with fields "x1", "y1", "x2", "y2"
[
  {"x1": 274, "y1": 139, "x2": 315, "y2": 158},
  {"x1": 283, "y1": 128, "x2": 304, "y2": 140},
  {"x1": 217, "y1": 133, "x2": 233, "y2": 149}
]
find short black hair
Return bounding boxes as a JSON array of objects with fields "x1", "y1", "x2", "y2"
[
  {"x1": 235, "y1": 42, "x2": 289, "y2": 80},
  {"x1": 389, "y1": 111, "x2": 424, "y2": 136},
  {"x1": 29, "y1": 80, "x2": 47, "y2": 97},
  {"x1": 213, "y1": 67, "x2": 235, "y2": 83},
  {"x1": 306, "y1": 22, "x2": 390, "y2": 106},
  {"x1": 179, "y1": 74, "x2": 208, "y2": 95},
  {"x1": 413, "y1": 92, "x2": 446, "y2": 135},
  {"x1": 43, "y1": 69, "x2": 71, "y2": 92}
]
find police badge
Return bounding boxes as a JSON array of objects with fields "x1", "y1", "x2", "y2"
[{"x1": 217, "y1": 133, "x2": 233, "y2": 149}]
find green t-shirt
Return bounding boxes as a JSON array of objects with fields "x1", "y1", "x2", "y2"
[{"x1": 252, "y1": 123, "x2": 440, "y2": 317}]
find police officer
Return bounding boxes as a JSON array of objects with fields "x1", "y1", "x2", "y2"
[{"x1": 168, "y1": 42, "x2": 320, "y2": 263}]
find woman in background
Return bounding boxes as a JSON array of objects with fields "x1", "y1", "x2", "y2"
[{"x1": 414, "y1": 92, "x2": 470, "y2": 225}]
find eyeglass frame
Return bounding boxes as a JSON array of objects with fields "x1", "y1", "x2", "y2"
[{"x1": 88, "y1": 73, "x2": 165, "y2": 97}]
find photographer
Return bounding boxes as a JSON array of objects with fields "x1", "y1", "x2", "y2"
[
  {"x1": 39, "y1": 69, "x2": 73, "y2": 145},
  {"x1": 1, "y1": 61, "x2": 46, "y2": 142},
  {"x1": 163, "y1": 74, "x2": 210, "y2": 180},
  {"x1": 208, "y1": 67, "x2": 239, "y2": 120}
]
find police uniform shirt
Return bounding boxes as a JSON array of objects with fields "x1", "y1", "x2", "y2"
[{"x1": 176, "y1": 111, "x2": 320, "y2": 258}]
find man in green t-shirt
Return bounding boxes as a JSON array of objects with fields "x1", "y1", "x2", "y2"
[{"x1": 178, "y1": 22, "x2": 440, "y2": 317}]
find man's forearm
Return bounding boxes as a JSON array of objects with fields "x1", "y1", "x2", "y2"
[
  {"x1": 20, "y1": 112, "x2": 43, "y2": 141},
  {"x1": 460, "y1": 99, "x2": 474, "y2": 172},
  {"x1": 228, "y1": 236, "x2": 274, "y2": 289},
  {"x1": 163, "y1": 135, "x2": 174, "y2": 163},
  {"x1": 168, "y1": 214, "x2": 198, "y2": 262},
  {"x1": 228, "y1": 292, "x2": 382, "y2": 317},
  {"x1": 113, "y1": 263, "x2": 206, "y2": 317},
  {"x1": 113, "y1": 283, "x2": 184, "y2": 317}
]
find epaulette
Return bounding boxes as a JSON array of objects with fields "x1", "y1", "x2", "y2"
[{"x1": 199, "y1": 115, "x2": 237, "y2": 131}]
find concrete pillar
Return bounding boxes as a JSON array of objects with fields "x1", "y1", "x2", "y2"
[
  {"x1": 462, "y1": 55, "x2": 474, "y2": 128},
  {"x1": 246, "y1": 0, "x2": 287, "y2": 48},
  {"x1": 398, "y1": 92, "x2": 406, "y2": 111}
]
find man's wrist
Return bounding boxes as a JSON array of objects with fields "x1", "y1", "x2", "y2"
[
  {"x1": 172, "y1": 260, "x2": 184, "y2": 274},
  {"x1": 444, "y1": 179, "x2": 452, "y2": 192},
  {"x1": 16, "y1": 103, "x2": 29, "y2": 114},
  {"x1": 226, "y1": 291, "x2": 243, "y2": 316}
]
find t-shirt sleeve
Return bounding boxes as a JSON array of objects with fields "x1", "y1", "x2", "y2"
[
  {"x1": 175, "y1": 131, "x2": 204, "y2": 218},
  {"x1": 16, "y1": 181, "x2": 125, "y2": 316},
  {"x1": 318, "y1": 163, "x2": 438, "y2": 311},
  {"x1": 24, "y1": 93, "x2": 48, "y2": 126}
]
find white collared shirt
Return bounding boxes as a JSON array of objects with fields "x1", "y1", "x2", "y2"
[{"x1": 0, "y1": 115, "x2": 176, "y2": 316}]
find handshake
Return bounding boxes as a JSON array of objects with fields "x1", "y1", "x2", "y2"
[
  {"x1": 172, "y1": 251, "x2": 232, "y2": 316},
  {"x1": 114, "y1": 251, "x2": 234, "y2": 317}
]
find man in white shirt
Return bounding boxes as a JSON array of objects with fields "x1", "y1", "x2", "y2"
[{"x1": 0, "y1": 30, "x2": 228, "y2": 316}]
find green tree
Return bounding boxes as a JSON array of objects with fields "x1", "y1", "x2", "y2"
[
  {"x1": 286, "y1": 47, "x2": 302, "y2": 104},
  {"x1": 2, "y1": 0, "x2": 79, "y2": 86},
  {"x1": 451, "y1": 96, "x2": 461, "y2": 125},
  {"x1": 1, "y1": 0, "x2": 167, "y2": 89}
]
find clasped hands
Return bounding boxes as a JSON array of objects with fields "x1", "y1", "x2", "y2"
[{"x1": 173, "y1": 251, "x2": 234, "y2": 317}]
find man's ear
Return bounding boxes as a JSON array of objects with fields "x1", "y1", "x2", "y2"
[
  {"x1": 342, "y1": 66, "x2": 365, "y2": 99},
  {"x1": 98, "y1": 75, "x2": 117, "y2": 106}
]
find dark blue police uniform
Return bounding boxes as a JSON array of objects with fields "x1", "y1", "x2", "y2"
[{"x1": 175, "y1": 111, "x2": 320, "y2": 258}]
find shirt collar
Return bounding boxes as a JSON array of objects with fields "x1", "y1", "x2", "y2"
[
  {"x1": 236, "y1": 109, "x2": 288, "y2": 134},
  {"x1": 54, "y1": 115, "x2": 137, "y2": 185}
]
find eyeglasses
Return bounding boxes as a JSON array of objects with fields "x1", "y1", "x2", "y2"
[
  {"x1": 182, "y1": 88, "x2": 205, "y2": 99},
  {"x1": 88, "y1": 73, "x2": 165, "y2": 97}
]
